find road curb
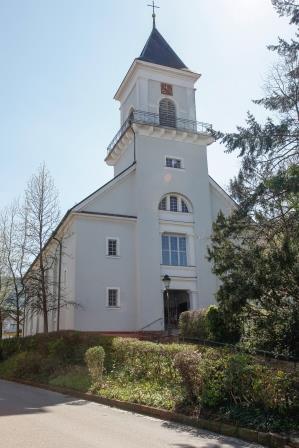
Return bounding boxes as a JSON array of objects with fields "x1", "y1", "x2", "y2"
[{"x1": 5, "y1": 378, "x2": 293, "y2": 448}]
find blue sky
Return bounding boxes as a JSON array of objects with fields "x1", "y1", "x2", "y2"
[{"x1": 0, "y1": 0, "x2": 294, "y2": 214}]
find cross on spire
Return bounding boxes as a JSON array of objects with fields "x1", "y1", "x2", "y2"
[{"x1": 147, "y1": 1, "x2": 160, "y2": 28}]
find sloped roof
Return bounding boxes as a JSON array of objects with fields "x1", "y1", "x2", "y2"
[{"x1": 137, "y1": 27, "x2": 187, "y2": 70}]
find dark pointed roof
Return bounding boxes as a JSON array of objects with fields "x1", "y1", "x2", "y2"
[{"x1": 137, "y1": 27, "x2": 187, "y2": 70}]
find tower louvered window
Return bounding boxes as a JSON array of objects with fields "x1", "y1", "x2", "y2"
[{"x1": 159, "y1": 99, "x2": 176, "y2": 128}]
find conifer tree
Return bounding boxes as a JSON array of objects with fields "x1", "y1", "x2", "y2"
[{"x1": 208, "y1": 0, "x2": 299, "y2": 356}]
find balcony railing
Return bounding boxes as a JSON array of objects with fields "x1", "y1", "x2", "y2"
[{"x1": 107, "y1": 110, "x2": 212, "y2": 154}]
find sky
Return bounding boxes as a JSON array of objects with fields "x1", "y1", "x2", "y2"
[{"x1": 0, "y1": 0, "x2": 294, "y2": 214}]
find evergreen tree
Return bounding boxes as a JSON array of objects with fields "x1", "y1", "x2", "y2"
[{"x1": 208, "y1": 0, "x2": 299, "y2": 356}]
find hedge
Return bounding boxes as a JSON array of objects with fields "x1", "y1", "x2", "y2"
[
  {"x1": 179, "y1": 306, "x2": 241, "y2": 343},
  {"x1": 0, "y1": 331, "x2": 115, "y2": 369},
  {"x1": 112, "y1": 337, "x2": 196, "y2": 384}
]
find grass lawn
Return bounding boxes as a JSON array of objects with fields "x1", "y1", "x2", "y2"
[
  {"x1": 49, "y1": 366, "x2": 91, "y2": 392},
  {"x1": 48, "y1": 367, "x2": 183, "y2": 411}
]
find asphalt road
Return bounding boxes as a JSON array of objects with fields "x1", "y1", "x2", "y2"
[{"x1": 0, "y1": 379, "x2": 262, "y2": 448}]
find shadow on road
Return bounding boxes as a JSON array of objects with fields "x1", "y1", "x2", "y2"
[
  {"x1": 0, "y1": 380, "x2": 88, "y2": 417},
  {"x1": 163, "y1": 422, "x2": 259, "y2": 448}
]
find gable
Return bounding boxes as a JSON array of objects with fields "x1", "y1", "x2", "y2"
[
  {"x1": 209, "y1": 177, "x2": 237, "y2": 220},
  {"x1": 75, "y1": 165, "x2": 136, "y2": 216}
]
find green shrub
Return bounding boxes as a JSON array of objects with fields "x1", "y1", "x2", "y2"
[
  {"x1": 179, "y1": 310, "x2": 209, "y2": 339},
  {"x1": 85, "y1": 346, "x2": 105, "y2": 390},
  {"x1": 179, "y1": 307, "x2": 241, "y2": 343},
  {"x1": 172, "y1": 346, "x2": 299, "y2": 418},
  {"x1": 0, "y1": 331, "x2": 115, "y2": 369},
  {"x1": 0, "y1": 351, "x2": 43, "y2": 379},
  {"x1": 174, "y1": 350, "x2": 202, "y2": 402},
  {"x1": 112, "y1": 338, "x2": 195, "y2": 384},
  {"x1": 0, "y1": 337, "x2": 22, "y2": 360},
  {"x1": 205, "y1": 305, "x2": 241, "y2": 343},
  {"x1": 197, "y1": 350, "x2": 299, "y2": 415},
  {"x1": 241, "y1": 305, "x2": 299, "y2": 358}
]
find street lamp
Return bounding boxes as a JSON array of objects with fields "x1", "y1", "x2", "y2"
[{"x1": 162, "y1": 275, "x2": 171, "y2": 335}]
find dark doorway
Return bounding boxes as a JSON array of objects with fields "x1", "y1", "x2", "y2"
[{"x1": 164, "y1": 290, "x2": 190, "y2": 330}]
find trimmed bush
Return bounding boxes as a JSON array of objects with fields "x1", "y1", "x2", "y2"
[
  {"x1": 0, "y1": 351, "x2": 43, "y2": 379},
  {"x1": 179, "y1": 306, "x2": 241, "y2": 343},
  {"x1": 112, "y1": 337, "x2": 195, "y2": 384},
  {"x1": 174, "y1": 350, "x2": 202, "y2": 402},
  {"x1": 179, "y1": 309, "x2": 209, "y2": 339},
  {"x1": 0, "y1": 331, "x2": 114, "y2": 369},
  {"x1": 173, "y1": 347, "x2": 299, "y2": 419},
  {"x1": 85, "y1": 346, "x2": 105, "y2": 390}
]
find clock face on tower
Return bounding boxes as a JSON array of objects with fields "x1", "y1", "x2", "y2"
[{"x1": 161, "y1": 83, "x2": 173, "y2": 96}]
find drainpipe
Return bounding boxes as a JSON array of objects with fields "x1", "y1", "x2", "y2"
[
  {"x1": 129, "y1": 114, "x2": 136, "y2": 163},
  {"x1": 52, "y1": 236, "x2": 62, "y2": 332}
]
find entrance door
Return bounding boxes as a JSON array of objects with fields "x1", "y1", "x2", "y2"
[{"x1": 164, "y1": 290, "x2": 190, "y2": 330}]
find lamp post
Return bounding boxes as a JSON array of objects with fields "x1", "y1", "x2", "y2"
[{"x1": 162, "y1": 274, "x2": 171, "y2": 336}]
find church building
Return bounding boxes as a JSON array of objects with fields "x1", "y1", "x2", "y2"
[{"x1": 24, "y1": 16, "x2": 235, "y2": 336}]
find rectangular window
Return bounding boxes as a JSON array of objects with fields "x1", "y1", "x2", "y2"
[
  {"x1": 161, "y1": 234, "x2": 187, "y2": 266},
  {"x1": 169, "y1": 196, "x2": 178, "y2": 212},
  {"x1": 107, "y1": 238, "x2": 119, "y2": 256},
  {"x1": 166, "y1": 157, "x2": 182, "y2": 169},
  {"x1": 107, "y1": 288, "x2": 120, "y2": 307}
]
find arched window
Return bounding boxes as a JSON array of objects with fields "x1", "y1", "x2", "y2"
[
  {"x1": 159, "y1": 99, "x2": 176, "y2": 128},
  {"x1": 181, "y1": 199, "x2": 189, "y2": 213},
  {"x1": 158, "y1": 194, "x2": 192, "y2": 213}
]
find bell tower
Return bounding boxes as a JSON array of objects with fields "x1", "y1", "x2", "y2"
[
  {"x1": 105, "y1": 22, "x2": 212, "y2": 174},
  {"x1": 104, "y1": 14, "x2": 215, "y2": 331}
]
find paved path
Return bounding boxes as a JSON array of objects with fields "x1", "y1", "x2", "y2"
[{"x1": 0, "y1": 379, "x2": 262, "y2": 448}]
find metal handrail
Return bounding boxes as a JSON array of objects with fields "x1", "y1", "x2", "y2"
[
  {"x1": 139, "y1": 317, "x2": 164, "y2": 332},
  {"x1": 107, "y1": 110, "x2": 212, "y2": 154},
  {"x1": 181, "y1": 336, "x2": 299, "y2": 364}
]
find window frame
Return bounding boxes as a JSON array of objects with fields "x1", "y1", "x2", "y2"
[
  {"x1": 106, "y1": 237, "x2": 120, "y2": 257},
  {"x1": 169, "y1": 195, "x2": 178, "y2": 212},
  {"x1": 106, "y1": 287, "x2": 120, "y2": 308},
  {"x1": 159, "y1": 98, "x2": 177, "y2": 128},
  {"x1": 181, "y1": 199, "x2": 189, "y2": 213},
  {"x1": 161, "y1": 233, "x2": 188, "y2": 267},
  {"x1": 158, "y1": 197, "x2": 167, "y2": 211},
  {"x1": 165, "y1": 156, "x2": 184, "y2": 169},
  {"x1": 158, "y1": 194, "x2": 191, "y2": 214}
]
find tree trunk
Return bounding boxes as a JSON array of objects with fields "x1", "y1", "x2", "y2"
[
  {"x1": 0, "y1": 310, "x2": 2, "y2": 340},
  {"x1": 16, "y1": 313, "x2": 20, "y2": 339},
  {"x1": 43, "y1": 310, "x2": 48, "y2": 334}
]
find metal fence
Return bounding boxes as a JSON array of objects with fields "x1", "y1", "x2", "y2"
[
  {"x1": 180, "y1": 336, "x2": 299, "y2": 369},
  {"x1": 107, "y1": 110, "x2": 212, "y2": 154}
]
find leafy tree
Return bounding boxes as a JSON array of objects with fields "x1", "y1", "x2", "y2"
[{"x1": 208, "y1": 0, "x2": 299, "y2": 356}]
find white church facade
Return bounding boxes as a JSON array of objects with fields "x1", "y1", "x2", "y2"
[{"x1": 24, "y1": 23, "x2": 235, "y2": 336}]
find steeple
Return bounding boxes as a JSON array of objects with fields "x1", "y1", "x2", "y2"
[
  {"x1": 137, "y1": 27, "x2": 187, "y2": 70},
  {"x1": 147, "y1": 0, "x2": 160, "y2": 29}
]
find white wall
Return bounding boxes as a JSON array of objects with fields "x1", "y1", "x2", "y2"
[
  {"x1": 81, "y1": 169, "x2": 136, "y2": 216},
  {"x1": 133, "y1": 131, "x2": 216, "y2": 330},
  {"x1": 73, "y1": 215, "x2": 137, "y2": 331},
  {"x1": 209, "y1": 181, "x2": 235, "y2": 221},
  {"x1": 113, "y1": 140, "x2": 135, "y2": 177}
]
